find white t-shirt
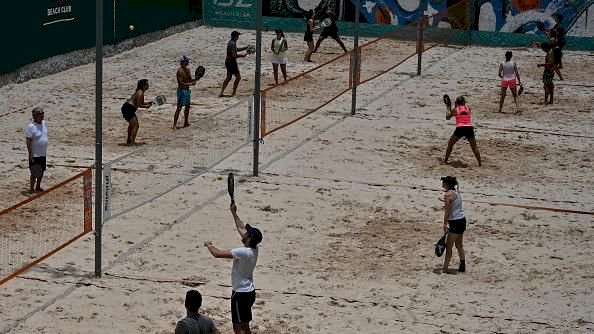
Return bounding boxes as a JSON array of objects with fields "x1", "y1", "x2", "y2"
[
  {"x1": 25, "y1": 121, "x2": 48, "y2": 157},
  {"x1": 231, "y1": 246, "x2": 258, "y2": 292}
]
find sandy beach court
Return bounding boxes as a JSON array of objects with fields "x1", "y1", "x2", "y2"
[{"x1": 1, "y1": 25, "x2": 593, "y2": 333}]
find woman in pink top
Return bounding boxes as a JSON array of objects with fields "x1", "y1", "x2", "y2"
[
  {"x1": 444, "y1": 96, "x2": 482, "y2": 167},
  {"x1": 498, "y1": 51, "x2": 521, "y2": 113}
]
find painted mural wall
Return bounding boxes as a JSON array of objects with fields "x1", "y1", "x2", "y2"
[{"x1": 264, "y1": 0, "x2": 593, "y2": 36}]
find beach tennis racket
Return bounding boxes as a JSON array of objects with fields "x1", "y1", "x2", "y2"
[
  {"x1": 227, "y1": 173, "x2": 235, "y2": 205},
  {"x1": 443, "y1": 94, "x2": 452, "y2": 110},
  {"x1": 246, "y1": 45, "x2": 256, "y2": 55},
  {"x1": 194, "y1": 65, "x2": 205, "y2": 80},
  {"x1": 518, "y1": 84, "x2": 524, "y2": 96},
  {"x1": 152, "y1": 95, "x2": 167, "y2": 106},
  {"x1": 314, "y1": 18, "x2": 333, "y2": 30}
]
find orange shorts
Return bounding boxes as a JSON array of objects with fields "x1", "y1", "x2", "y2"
[{"x1": 501, "y1": 79, "x2": 517, "y2": 89}]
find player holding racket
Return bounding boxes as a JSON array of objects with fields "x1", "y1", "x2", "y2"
[
  {"x1": 121, "y1": 79, "x2": 152, "y2": 145},
  {"x1": 271, "y1": 29, "x2": 288, "y2": 85},
  {"x1": 173, "y1": 55, "x2": 197, "y2": 130},
  {"x1": 443, "y1": 96, "x2": 482, "y2": 167},
  {"x1": 303, "y1": 9, "x2": 315, "y2": 62},
  {"x1": 313, "y1": 7, "x2": 348, "y2": 54},
  {"x1": 220, "y1": 31, "x2": 249, "y2": 97},
  {"x1": 497, "y1": 51, "x2": 522, "y2": 114},
  {"x1": 204, "y1": 202, "x2": 263, "y2": 334}
]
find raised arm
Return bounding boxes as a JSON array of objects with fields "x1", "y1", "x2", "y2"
[{"x1": 230, "y1": 203, "x2": 247, "y2": 237}]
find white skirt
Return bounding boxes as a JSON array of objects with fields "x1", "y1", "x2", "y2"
[{"x1": 271, "y1": 54, "x2": 288, "y2": 65}]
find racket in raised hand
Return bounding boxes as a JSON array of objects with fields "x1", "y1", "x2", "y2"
[
  {"x1": 227, "y1": 173, "x2": 235, "y2": 205},
  {"x1": 314, "y1": 18, "x2": 333, "y2": 30},
  {"x1": 194, "y1": 65, "x2": 205, "y2": 81},
  {"x1": 443, "y1": 94, "x2": 452, "y2": 110}
]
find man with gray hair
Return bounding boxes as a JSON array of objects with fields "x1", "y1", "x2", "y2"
[{"x1": 25, "y1": 107, "x2": 48, "y2": 192}]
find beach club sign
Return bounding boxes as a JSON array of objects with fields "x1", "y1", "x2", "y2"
[{"x1": 44, "y1": 0, "x2": 74, "y2": 26}]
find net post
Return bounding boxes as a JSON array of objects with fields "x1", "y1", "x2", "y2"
[
  {"x1": 252, "y1": 0, "x2": 262, "y2": 177},
  {"x1": 465, "y1": 0, "x2": 473, "y2": 47},
  {"x1": 95, "y1": 0, "x2": 103, "y2": 278},
  {"x1": 83, "y1": 169, "x2": 93, "y2": 233},
  {"x1": 260, "y1": 91, "x2": 266, "y2": 138},
  {"x1": 416, "y1": 5, "x2": 426, "y2": 76},
  {"x1": 351, "y1": 0, "x2": 360, "y2": 116}
]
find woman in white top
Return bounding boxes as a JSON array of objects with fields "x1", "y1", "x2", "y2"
[
  {"x1": 270, "y1": 29, "x2": 288, "y2": 85},
  {"x1": 441, "y1": 176, "x2": 466, "y2": 273},
  {"x1": 498, "y1": 51, "x2": 522, "y2": 113}
]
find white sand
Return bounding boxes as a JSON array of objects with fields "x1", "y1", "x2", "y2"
[{"x1": 1, "y1": 26, "x2": 593, "y2": 333}]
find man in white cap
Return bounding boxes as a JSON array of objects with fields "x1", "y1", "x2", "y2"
[
  {"x1": 173, "y1": 54, "x2": 196, "y2": 129},
  {"x1": 204, "y1": 202, "x2": 263, "y2": 334},
  {"x1": 220, "y1": 31, "x2": 249, "y2": 97},
  {"x1": 25, "y1": 107, "x2": 48, "y2": 192}
]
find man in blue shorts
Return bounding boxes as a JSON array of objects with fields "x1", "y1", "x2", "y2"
[
  {"x1": 173, "y1": 55, "x2": 197, "y2": 129},
  {"x1": 204, "y1": 202, "x2": 263, "y2": 334},
  {"x1": 220, "y1": 31, "x2": 249, "y2": 97}
]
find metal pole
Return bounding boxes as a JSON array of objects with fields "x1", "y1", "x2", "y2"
[
  {"x1": 416, "y1": 11, "x2": 425, "y2": 76},
  {"x1": 351, "y1": 0, "x2": 360, "y2": 116},
  {"x1": 94, "y1": 0, "x2": 104, "y2": 278},
  {"x1": 252, "y1": 0, "x2": 262, "y2": 176}
]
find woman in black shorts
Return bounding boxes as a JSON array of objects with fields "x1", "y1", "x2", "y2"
[
  {"x1": 303, "y1": 9, "x2": 315, "y2": 62},
  {"x1": 444, "y1": 96, "x2": 482, "y2": 167},
  {"x1": 440, "y1": 176, "x2": 466, "y2": 273},
  {"x1": 121, "y1": 79, "x2": 152, "y2": 146}
]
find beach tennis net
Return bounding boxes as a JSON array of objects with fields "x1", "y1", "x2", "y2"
[
  {"x1": 103, "y1": 97, "x2": 254, "y2": 221},
  {"x1": 0, "y1": 168, "x2": 92, "y2": 286}
]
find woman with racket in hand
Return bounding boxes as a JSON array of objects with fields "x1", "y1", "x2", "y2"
[
  {"x1": 440, "y1": 176, "x2": 466, "y2": 274},
  {"x1": 443, "y1": 95, "x2": 482, "y2": 167},
  {"x1": 204, "y1": 199, "x2": 263, "y2": 334},
  {"x1": 497, "y1": 51, "x2": 522, "y2": 114},
  {"x1": 271, "y1": 29, "x2": 289, "y2": 85},
  {"x1": 121, "y1": 79, "x2": 152, "y2": 146}
]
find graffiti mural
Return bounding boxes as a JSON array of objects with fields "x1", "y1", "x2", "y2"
[
  {"x1": 475, "y1": 0, "x2": 594, "y2": 36},
  {"x1": 263, "y1": 0, "x2": 592, "y2": 36}
]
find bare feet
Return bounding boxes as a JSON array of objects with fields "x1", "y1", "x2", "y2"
[{"x1": 183, "y1": 123, "x2": 190, "y2": 128}]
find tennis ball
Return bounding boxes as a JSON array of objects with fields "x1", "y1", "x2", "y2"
[
  {"x1": 217, "y1": 175, "x2": 223, "y2": 180},
  {"x1": 129, "y1": 25, "x2": 135, "y2": 31}
]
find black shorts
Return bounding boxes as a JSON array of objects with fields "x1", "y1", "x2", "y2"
[
  {"x1": 29, "y1": 156, "x2": 47, "y2": 174},
  {"x1": 448, "y1": 217, "x2": 467, "y2": 235},
  {"x1": 225, "y1": 60, "x2": 240, "y2": 75},
  {"x1": 231, "y1": 290, "x2": 256, "y2": 324},
  {"x1": 453, "y1": 126, "x2": 475, "y2": 139},
  {"x1": 321, "y1": 26, "x2": 339, "y2": 39},
  {"x1": 121, "y1": 102, "x2": 137, "y2": 122},
  {"x1": 304, "y1": 31, "x2": 313, "y2": 42}
]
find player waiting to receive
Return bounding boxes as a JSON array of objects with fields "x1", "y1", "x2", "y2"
[
  {"x1": 25, "y1": 107, "x2": 48, "y2": 193},
  {"x1": 497, "y1": 51, "x2": 522, "y2": 114},
  {"x1": 173, "y1": 55, "x2": 197, "y2": 129},
  {"x1": 440, "y1": 176, "x2": 466, "y2": 274},
  {"x1": 313, "y1": 7, "x2": 348, "y2": 54},
  {"x1": 271, "y1": 29, "x2": 288, "y2": 85},
  {"x1": 121, "y1": 79, "x2": 152, "y2": 145},
  {"x1": 204, "y1": 203, "x2": 263, "y2": 334},
  {"x1": 443, "y1": 96, "x2": 482, "y2": 167},
  {"x1": 175, "y1": 290, "x2": 219, "y2": 334},
  {"x1": 303, "y1": 9, "x2": 315, "y2": 62},
  {"x1": 220, "y1": 31, "x2": 249, "y2": 97},
  {"x1": 537, "y1": 42, "x2": 563, "y2": 105}
]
